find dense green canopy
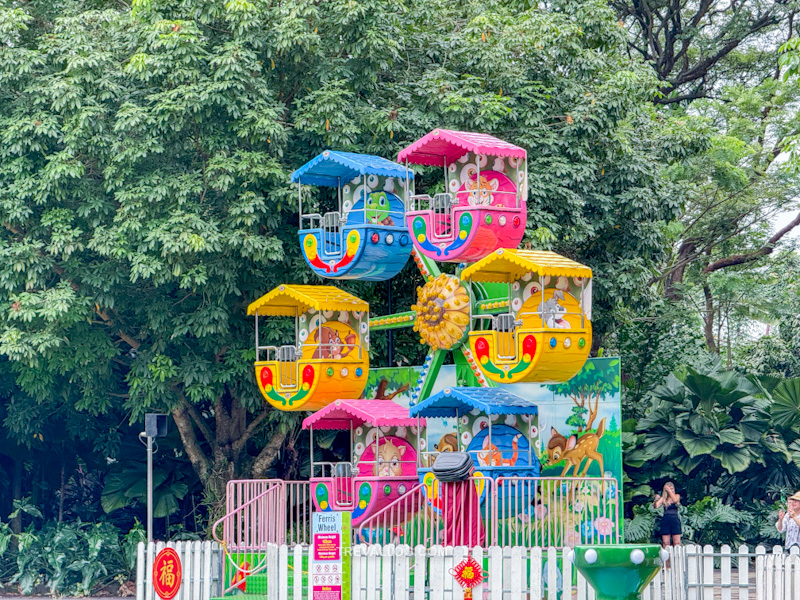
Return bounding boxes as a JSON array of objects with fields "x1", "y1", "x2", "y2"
[{"x1": 0, "y1": 0, "x2": 798, "y2": 569}]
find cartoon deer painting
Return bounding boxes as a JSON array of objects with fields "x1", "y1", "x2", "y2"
[{"x1": 546, "y1": 418, "x2": 606, "y2": 477}]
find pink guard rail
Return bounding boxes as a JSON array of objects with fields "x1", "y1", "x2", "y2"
[{"x1": 215, "y1": 476, "x2": 620, "y2": 551}]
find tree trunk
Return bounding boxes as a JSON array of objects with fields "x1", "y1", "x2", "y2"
[
  {"x1": 703, "y1": 285, "x2": 718, "y2": 353},
  {"x1": 725, "y1": 303, "x2": 732, "y2": 368},
  {"x1": 665, "y1": 241, "x2": 696, "y2": 299},
  {"x1": 585, "y1": 391, "x2": 601, "y2": 432},
  {"x1": 172, "y1": 405, "x2": 211, "y2": 483},
  {"x1": 11, "y1": 459, "x2": 21, "y2": 535},
  {"x1": 251, "y1": 430, "x2": 290, "y2": 478},
  {"x1": 58, "y1": 459, "x2": 65, "y2": 524}
]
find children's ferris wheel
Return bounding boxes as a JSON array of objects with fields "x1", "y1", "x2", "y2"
[
  {"x1": 249, "y1": 128, "x2": 593, "y2": 412},
  {"x1": 245, "y1": 128, "x2": 595, "y2": 529}
]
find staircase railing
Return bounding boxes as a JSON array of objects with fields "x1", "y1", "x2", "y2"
[
  {"x1": 355, "y1": 477, "x2": 497, "y2": 547},
  {"x1": 212, "y1": 480, "x2": 285, "y2": 595},
  {"x1": 354, "y1": 475, "x2": 621, "y2": 548}
]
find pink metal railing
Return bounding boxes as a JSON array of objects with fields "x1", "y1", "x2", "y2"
[
  {"x1": 355, "y1": 476, "x2": 620, "y2": 548},
  {"x1": 215, "y1": 476, "x2": 620, "y2": 551},
  {"x1": 285, "y1": 480, "x2": 312, "y2": 546},
  {"x1": 213, "y1": 479, "x2": 286, "y2": 552},
  {"x1": 214, "y1": 479, "x2": 313, "y2": 549},
  {"x1": 356, "y1": 476, "x2": 497, "y2": 547}
]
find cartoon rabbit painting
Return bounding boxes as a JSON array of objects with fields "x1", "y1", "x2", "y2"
[{"x1": 537, "y1": 290, "x2": 571, "y2": 329}]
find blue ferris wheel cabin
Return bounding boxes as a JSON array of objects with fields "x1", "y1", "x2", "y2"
[{"x1": 293, "y1": 151, "x2": 415, "y2": 281}]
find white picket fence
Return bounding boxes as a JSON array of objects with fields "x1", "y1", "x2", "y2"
[
  {"x1": 252, "y1": 543, "x2": 685, "y2": 599},
  {"x1": 137, "y1": 541, "x2": 800, "y2": 599},
  {"x1": 136, "y1": 540, "x2": 222, "y2": 600}
]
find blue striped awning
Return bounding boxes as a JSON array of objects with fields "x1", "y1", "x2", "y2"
[
  {"x1": 291, "y1": 151, "x2": 413, "y2": 187},
  {"x1": 409, "y1": 387, "x2": 539, "y2": 418}
]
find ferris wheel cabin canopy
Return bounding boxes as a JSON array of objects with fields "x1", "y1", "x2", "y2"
[
  {"x1": 301, "y1": 399, "x2": 426, "y2": 431},
  {"x1": 409, "y1": 386, "x2": 539, "y2": 419},
  {"x1": 291, "y1": 151, "x2": 413, "y2": 187},
  {"x1": 247, "y1": 285, "x2": 369, "y2": 317},
  {"x1": 460, "y1": 249, "x2": 592, "y2": 283},
  {"x1": 397, "y1": 129, "x2": 527, "y2": 166}
]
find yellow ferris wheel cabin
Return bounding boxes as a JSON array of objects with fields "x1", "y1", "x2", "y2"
[
  {"x1": 461, "y1": 249, "x2": 592, "y2": 384},
  {"x1": 247, "y1": 285, "x2": 370, "y2": 411}
]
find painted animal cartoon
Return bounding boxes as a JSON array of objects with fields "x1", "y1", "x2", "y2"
[
  {"x1": 373, "y1": 440, "x2": 406, "y2": 477},
  {"x1": 435, "y1": 433, "x2": 458, "y2": 453},
  {"x1": 546, "y1": 418, "x2": 606, "y2": 477},
  {"x1": 477, "y1": 433, "x2": 522, "y2": 467},
  {"x1": 537, "y1": 290, "x2": 571, "y2": 329},
  {"x1": 311, "y1": 326, "x2": 357, "y2": 359},
  {"x1": 464, "y1": 169, "x2": 500, "y2": 207},
  {"x1": 366, "y1": 192, "x2": 394, "y2": 226}
]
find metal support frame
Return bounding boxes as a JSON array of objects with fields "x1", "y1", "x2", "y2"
[{"x1": 146, "y1": 435, "x2": 153, "y2": 544}]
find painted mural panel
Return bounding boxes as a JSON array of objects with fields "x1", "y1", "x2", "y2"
[
  {"x1": 364, "y1": 357, "x2": 623, "y2": 532},
  {"x1": 365, "y1": 359, "x2": 620, "y2": 478}
]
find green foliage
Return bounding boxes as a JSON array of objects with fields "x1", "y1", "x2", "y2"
[
  {"x1": 5, "y1": 520, "x2": 142, "y2": 595},
  {"x1": 684, "y1": 497, "x2": 754, "y2": 548},
  {"x1": 0, "y1": 0, "x2": 696, "y2": 504},
  {"x1": 638, "y1": 366, "x2": 782, "y2": 477},
  {"x1": 626, "y1": 361, "x2": 800, "y2": 547},
  {"x1": 101, "y1": 462, "x2": 189, "y2": 519}
]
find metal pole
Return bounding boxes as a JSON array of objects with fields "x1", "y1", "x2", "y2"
[
  {"x1": 309, "y1": 425, "x2": 314, "y2": 476},
  {"x1": 387, "y1": 280, "x2": 394, "y2": 366},
  {"x1": 147, "y1": 435, "x2": 153, "y2": 544}
]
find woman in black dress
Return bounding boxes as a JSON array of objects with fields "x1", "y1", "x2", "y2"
[{"x1": 654, "y1": 482, "x2": 682, "y2": 547}]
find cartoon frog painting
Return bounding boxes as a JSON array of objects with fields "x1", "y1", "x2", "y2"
[{"x1": 366, "y1": 192, "x2": 394, "y2": 226}]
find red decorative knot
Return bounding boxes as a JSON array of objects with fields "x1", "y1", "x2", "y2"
[{"x1": 450, "y1": 556, "x2": 484, "y2": 598}]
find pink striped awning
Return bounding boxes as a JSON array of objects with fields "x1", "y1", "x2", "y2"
[
  {"x1": 398, "y1": 129, "x2": 527, "y2": 166},
  {"x1": 302, "y1": 400, "x2": 425, "y2": 430}
]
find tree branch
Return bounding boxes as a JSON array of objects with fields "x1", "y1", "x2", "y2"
[
  {"x1": 95, "y1": 307, "x2": 141, "y2": 350},
  {"x1": 703, "y1": 211, "x2": 800, "y2": 273},
  {"x1": 251, "y1": 429, "x2": 289, "y2": 477},
  {"x1": 181, "y1": 395, "x2": 216, "y2": 450},
  {"x1": 231, "y1": 408, "x2": 273, "y2": 455},
  {"x1": 172, "y1": 405, "x2": 211, "y2": 482}
]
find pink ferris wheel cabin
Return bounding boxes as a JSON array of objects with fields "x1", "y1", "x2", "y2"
[{"x1": 398, "y1": 129, "x2": 527, "y2": 263}]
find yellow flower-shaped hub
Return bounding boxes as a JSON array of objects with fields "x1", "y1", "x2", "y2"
[{"x1": 411, "y1": 273, "x2": 470, "y2": 349}]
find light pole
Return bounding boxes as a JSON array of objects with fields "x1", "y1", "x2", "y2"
[{"x1": 141, "y1": 413, "x2": 168, "y2": 544}]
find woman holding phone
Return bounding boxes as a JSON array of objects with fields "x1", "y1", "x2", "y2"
[{"x1": 654, "y1": 482, "x2": 682, "y2": 547}]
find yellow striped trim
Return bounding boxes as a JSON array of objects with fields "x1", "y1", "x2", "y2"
[
  {"x1": 461, "y1": 249, "x2": 592, "y2": 283},
  {"x1": 248, "y1": 285, "x2": 368, "y2": 316}
]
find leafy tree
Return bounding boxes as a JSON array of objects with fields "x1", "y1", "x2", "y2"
[
  {"x1": 614, "y1": 0, "x2": 799, "y2": 103},
  {"x1": 566, "y1": 406, "x2": 588, "y2": 432},
  {"x1": 609, "y1": 300, "x2": 710, "y2": 414},
  {"x1": 0, "y1": 0, "x2": 690, "y2": 506}
]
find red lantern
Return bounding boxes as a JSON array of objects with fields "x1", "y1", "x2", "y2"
[{"x1": 450, "y1": 556, "x2": 484, "y2": 598}]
